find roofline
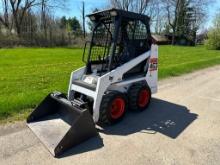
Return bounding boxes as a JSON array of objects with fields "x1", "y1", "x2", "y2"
[{"x1": 87, "y1": 8, "x2": 150, "y2": 22}]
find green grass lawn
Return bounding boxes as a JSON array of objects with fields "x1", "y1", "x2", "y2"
[
  {"x1": 159, "y1": 46, "x2": 220, "y2": 78},
  {"x1": 0, "y1": 45, "x2": 220, "y2": 122}
]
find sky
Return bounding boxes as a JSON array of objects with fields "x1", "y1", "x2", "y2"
[
  {"x1": 53, "y1": 0, "x2": 220, "y2": 31},
  {"x1": 54, "y1": 0, "x2": 108, "y2": 19},
  {"x1": 206, "y1": 1, "x2": 220, "y2": 28},
  {"x1": 52, "y1": 0, "x2": 107, "y2": 31},
  {"x1": 0, "y1": 0, "x2": 220, "y2": 31}
]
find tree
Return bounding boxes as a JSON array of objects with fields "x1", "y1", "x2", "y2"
[
  {"x1": 163, "y1": 0, "x2": 211, "y2": 45},
  {"x1": 153, "y1": 0, "x2": 166, "y2": 34},
  {"x1": 68, "y1": 17, "x2": 81, "y2": 32},
  {"x1": 19, "y1": 10, "x2": 38, "y2": 40},
  {"x1": 40, "y1": 0, "x2": 47, "y2": 37},
  {"x1": 0, "y1": 0, "x2": 68, "y2": 36},
  {"x1": 108, "y1": 0, "x2": 151, "y2": 14},
  {"x1": 60, "y1": 16, "x2": 82, "y2": 32},
  {"x1": 163, "y1": 0, "x2": 182, "y2": 44},
  {"x1": 186, "y1": 0, "x2": 212, "y2": 44},
  {"x1": 9, "y1": 0, "x2": 38, "y2": 35},
  {"x1": 205, "y1": 12, "x2": 220, "y2": 50},
  {"x1": 60, "y1": 16, "x2": 67, "y2": 29},
  {"x1": 39, "y1": 0, "x2": 67, "y2": 37},
  {"x1": 0, "y1": 0, "x2": 10, "y2": 29},
  {"x1": 108, "y1": 0, "x2": 171, "y2": 35}
]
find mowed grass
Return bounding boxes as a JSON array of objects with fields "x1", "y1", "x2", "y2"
[
  {"x1": 0, "y1": 45, "x2": 220, "y2": 122},
  {"x1": 159, "y1": 46, "x2": 220, "y2": 78},
  {"x1": 0, "y1": 48, "x2": 84, "y2": 122}
]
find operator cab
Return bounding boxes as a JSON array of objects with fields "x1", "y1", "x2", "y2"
[
  {"x1": 73, "y1": 9, "x2": 152, "y2": 93},
  {"x1": 84, "y1": 8, "x2": 152, "y2": 77}
]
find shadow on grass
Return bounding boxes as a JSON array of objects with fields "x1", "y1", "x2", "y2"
[{"x1": 60, "y1": 98, "x2": 197, "y2": 158}]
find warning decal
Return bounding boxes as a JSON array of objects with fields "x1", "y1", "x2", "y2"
[{"x1": 149, "y1": 58, "x2": 158, "y2": 71}]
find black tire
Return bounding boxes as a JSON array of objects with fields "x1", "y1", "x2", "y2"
[
  {"x1": 128, "y1": 82, "x2": 151, "y2": 111},
  {"x1": 98, "y1": 91, "x2": 127, "y2": 125}
]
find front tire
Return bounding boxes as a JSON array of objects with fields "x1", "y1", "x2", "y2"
[{"x1": 98, "y1": 91, "x2": 127, "y2": 125}]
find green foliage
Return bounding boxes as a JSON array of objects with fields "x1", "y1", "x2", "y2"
[
  {"x1": 68, "y1": 17, "x2": 82, "y2": 32},
  {"x1": 205, "y1": 13, "x2": 220, "y2": 50},
  {"x1": 60, "y1": 16, "x2": 67, "y2": 29},
  {"x1": 1, "y1": 46, "x2": 220, "y2": 122},
  {"x1": 60, "y1": 16, "x2": 82, "y2": 32},
  {"x1": 176, "y1": 0, "x2": 190, "y2": 36}
]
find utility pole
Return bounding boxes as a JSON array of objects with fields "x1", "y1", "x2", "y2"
[{"x1": 82, "y1": 1, "x2": 86, "y2": 38}]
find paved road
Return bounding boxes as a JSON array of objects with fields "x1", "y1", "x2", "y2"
[{"x1": 1, "y1": 66, "x2": 220, "y2": 165}]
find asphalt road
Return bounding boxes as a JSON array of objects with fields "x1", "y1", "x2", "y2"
[{"x1": 1, "y1": 66, "x2": 220, "y2": 165}]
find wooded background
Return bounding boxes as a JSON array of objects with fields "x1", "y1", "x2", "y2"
[{"x1": 0, "y1": 0, "x2": 213, "y2": 47}]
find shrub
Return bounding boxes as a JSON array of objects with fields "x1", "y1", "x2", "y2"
[{"x1": 205, "y1": 13, "x2": 220, "y2": 50}]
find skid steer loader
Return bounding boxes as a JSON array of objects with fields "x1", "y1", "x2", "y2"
[{"x1": 27, "y1": 8, "x2": 158, "y2": 157}]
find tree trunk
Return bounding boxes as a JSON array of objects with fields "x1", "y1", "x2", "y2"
[{"x1": 172, "y1": 29, "x2": 176, "y2": 45}]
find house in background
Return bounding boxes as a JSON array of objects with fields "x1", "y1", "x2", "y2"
[
  {"x1": 152, "y1": 34, "x2": 196, "y2": 46},
  {"x1": 165, "y1": 34, "x2": 195, "y2": 46},
  {"x1": 151, "y1": 34, "x2": 171, "y2": 45}
]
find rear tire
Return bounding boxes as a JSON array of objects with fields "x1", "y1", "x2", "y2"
[
  {"x1": 98, "y1": 91, "x2": 127, "y2": 125},
  {"x1": 128, "y1": 82, "x2": 151, "y2": 111}
]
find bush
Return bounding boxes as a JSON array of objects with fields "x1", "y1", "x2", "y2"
[
  {"x1": 205, "y1": 29, "x2": 220, "y2": 50},
  {"x1": 0, "y1": 31, "x2": 86, "y2": 48},
  {"x1": 0, "y1": 34, "x2": 21, "y2": 48},
  {"x1": 205, "y1": 13, "x2": 220, "y2": 50}
]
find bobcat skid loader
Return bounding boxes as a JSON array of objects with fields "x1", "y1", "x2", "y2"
[{"x1": 27, "y1": 8, "x2": 158, "y2": 157}]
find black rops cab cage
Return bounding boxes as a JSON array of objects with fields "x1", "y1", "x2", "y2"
[{"x1": 83, "y1": 8, "x2": 152, "y2": 75}]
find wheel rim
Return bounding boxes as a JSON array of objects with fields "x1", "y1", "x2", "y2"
[
  {"x1": 110, "y1": 98, "x2": 125, "y2": 119},
  {"x1": 138, "y1": 89, "x2": 150, "y2": 108}
]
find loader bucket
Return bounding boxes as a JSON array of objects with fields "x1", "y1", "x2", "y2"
[{"x1": 27, "y1": 92, "x2": 98, "y2": 157}]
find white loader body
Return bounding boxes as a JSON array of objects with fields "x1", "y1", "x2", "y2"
[{"x1": 68, "y1": 44, "x2": 158, "y2": 123}]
